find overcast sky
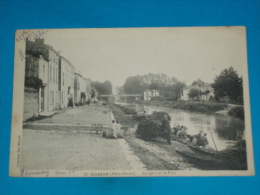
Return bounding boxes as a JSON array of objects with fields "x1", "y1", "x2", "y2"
[{"x1": 41, "y1": 27, "x2": 247, "y2": 90}]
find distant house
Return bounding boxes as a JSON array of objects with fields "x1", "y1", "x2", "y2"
[
  {"x1": 180, "y1": 87, "x2": 190, "y2": 101},
  {"x1": 180, "y1": 85, "x2": 214, "y2": 101},
  {"x1": 74, "y1": 73, "x2": 91, "y2": 105},
  {"x1": 144, "y1": 89, "x2": 160, "y2": 101}
]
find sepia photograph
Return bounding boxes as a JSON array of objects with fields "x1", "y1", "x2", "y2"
[{"x1": 10, "y1": 27, "x2": 254, "y2": 177}]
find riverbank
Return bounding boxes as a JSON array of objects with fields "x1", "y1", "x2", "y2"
[
  {"x1": 109, "y1": 103, "x2": 197, "y2": 170},
  {"x1": 227, "y1": 106, "x2": 245, "y2": 120},
  {"x1": 137, "y1": 100, "x2": 228, "y2": 113}
]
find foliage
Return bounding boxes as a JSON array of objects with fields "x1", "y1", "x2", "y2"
[
  {"x1": 91, "y1": 80, "x2": 112, "y2": 95},
  {"x1": 115, "y1": 86, "x2": 125, "y2": 94},
  {"x1": 189, "y1": 88, "x2": 200, "y2": 100},
  {"x1": 123, "y1": 76, "x2": 143, "y2": 94},
  {"x1": 172, "y1": 101, "x2": 228, "y2": 113},
  {"x1": 150, "y1": 96, "x2": 164, "y2": 101},
  {"x1": 228, "y1": 106, "x2": 244, "y2": 120},
  {"x1": 149, "y1": 83, "x2": 159, "y2": 90},
  {"x1": 123, "y1": 73, "x2": 186, "y2": 100},
  {"x1": 212, "y1": 67, "x2": 243, "y2": 103},
  {"x1": 191, "y1": 79, "x2": 207, "y2": 87},
  {"x1": 25, "y1": 76, "x2": 43, "y2": 90}
]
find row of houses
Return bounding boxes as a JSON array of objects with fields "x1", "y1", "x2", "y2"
[
  {"x1": 143, "y1": 85, "x2": 214, "y2": 101},
  {"x1": 24, "y1": 38, "x2": 98, "y2": 121}
]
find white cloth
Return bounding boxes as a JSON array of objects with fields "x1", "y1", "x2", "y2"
[{"x1": 112, "y1": 123, "x2": 117, "y2": 138}]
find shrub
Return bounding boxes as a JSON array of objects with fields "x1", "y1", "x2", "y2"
[
  {"x1": 150, "y1": 96, "x2": 164, "y2": 101},
  {"x1": 228, "y1": 106, "x2": 244, "y2": 120}
]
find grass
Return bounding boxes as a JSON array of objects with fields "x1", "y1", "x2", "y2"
[
  {"x1": 172, "y1": 101, "x2": 228, "y2": 113},
  {"x1": 139, "y1": 100, "x2": 228, "y2": 113},
  {"x1": 228, "y1": 106, "x2": 245, "y2": 120}
]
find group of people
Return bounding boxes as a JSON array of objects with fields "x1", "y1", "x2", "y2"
[
  {"x1": 189, "y1": 131, "x2": 209, "y2": 148},
  {"x1": 158, "y1": 113, "x2": 210, "y2": 148},
  {"x1": 173, "y1": 125, "x2": 189, "y2": 141}
]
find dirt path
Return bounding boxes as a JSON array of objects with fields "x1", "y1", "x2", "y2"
[
  {"x1": 21, "y1": 130, "x2": 133, "y2": 170},
  {"x1": 21, "y1": 104, "x2": 147, "y2": 171},
  {"x1": 34, "y1": 104, "x2": 112, "y2": 126}
]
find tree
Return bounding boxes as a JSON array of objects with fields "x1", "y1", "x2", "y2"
[
  {"x1": 123, "y1": 73, "x2": 186, "y2": 100},
  {"x1": 191, "y1": 79, "x2": 207, "y2": 87},
  {"x1": 103, "y1": 80, "x2": 113, "y2": 94},
  {"x1": 149, "y1": 83, "x2": 158, "y2": 90},
  {"x1": 123, "y1": 76, "x2": 142, "y2": 94},
  {"x1": 115, "y1": 86, "x2": 125, "y2": 94},
  {"x1": 189, "y1": 88, "x2": 200, "y2": 100},
  {"x1": 91, "y1": 80, "x2": 113, "y2": 95},
  {"x1": 212, "y1": 67, "x2": 243, "y2": 103}
]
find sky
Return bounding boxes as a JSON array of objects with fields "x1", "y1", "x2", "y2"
[{"x1": 36, "y1": 27, "x2": 247, "y2": 90}]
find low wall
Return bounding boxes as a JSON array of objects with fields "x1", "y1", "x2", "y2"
[{"x1": 23, "y1": 87, "x2": 39, "y2": 121}]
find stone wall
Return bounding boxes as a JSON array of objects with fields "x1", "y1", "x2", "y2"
[{"x1": 23, "y1": 87, "x2": 39, "y2": 121}]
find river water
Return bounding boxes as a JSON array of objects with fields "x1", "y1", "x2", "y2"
[{"x1": 119, "y1": 102, "x2": 245, "y2": 151}]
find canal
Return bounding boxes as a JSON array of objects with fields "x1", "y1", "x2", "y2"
[{"x1": 121, "y1": 103, "x2": 245, "y2": 151}]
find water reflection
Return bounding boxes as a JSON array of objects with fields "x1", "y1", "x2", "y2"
[{"x1": 119, "y1": 102, "x2": 245, "y2": 151}]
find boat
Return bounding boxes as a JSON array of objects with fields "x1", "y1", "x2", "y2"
[
  {"x1": 188, "y1": 145, "x2": 218, "y2": 157},
  {"x1": 175, "y1": 149, "x2": 223, "y2": 170},
  {"x1": 170, "y1": 135, "x2": 190, "y2": 145}
]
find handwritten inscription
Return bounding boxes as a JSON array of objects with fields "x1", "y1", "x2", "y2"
[
  {"x1": 19, "y1": 49, "x2": 25, "y2": 61},
  {"x1": 16, "y1": 29, "x2": 48, "y2": 42},
  {"x1": 21, "y1": 169, "x2": 49, "y2": 177}
]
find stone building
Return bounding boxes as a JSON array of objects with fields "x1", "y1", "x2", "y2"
[
  {"x1": 74, "y1": 73, "x2": 91, "y2": 105},
  {"x1": 26, "y1": 38, "x2": 60, "y2": 112},
  {"x1": 24, "y1": 50, "x2": 49, "y2": 120},
  {"x1": 179, "y1": 85, "x2": 214, "y2": 101},
  {"x1": 59, "y1": 56, "x2": 75, "y2": 108}
]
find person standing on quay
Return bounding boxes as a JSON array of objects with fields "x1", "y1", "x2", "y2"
[{"x1": 162, "y1": 114, "x2": 171, "y2": 145}]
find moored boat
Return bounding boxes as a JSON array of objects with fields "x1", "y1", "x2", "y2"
[
  {"x1": 175, "y1": 149, "x2": 223, "y2": 170},
  {"x1": 188, "y1": 145, "x2": 218, "y2": 157}
]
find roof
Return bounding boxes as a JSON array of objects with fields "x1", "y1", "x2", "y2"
[{"x1": 60, "y1": 56, "x2": 75, "y2": 70}]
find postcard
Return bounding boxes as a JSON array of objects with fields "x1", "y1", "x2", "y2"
[{"x1": 10, "y1": 27, "x2": 254, "y2": 177}]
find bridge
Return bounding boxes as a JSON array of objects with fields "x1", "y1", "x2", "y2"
[{"x1": 98, "y1": 94, "x2": 142, "y2": 97}]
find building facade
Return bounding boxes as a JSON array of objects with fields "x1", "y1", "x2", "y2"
[
  {"x1": 180, "y1": 85, "x2": 214, "y2": 101},
  {"x1": 74, "y1": 73, "x2": 90, "y2": 105},
  {"x1": 144, "y1": 89, "x2": 160, "y2": 101},
  {"x1": 59, "y1": 56, "x2": 75, "y2": 108},
  {"x1": 26, "y1": 38, "x2": 60, "y2": 113},
  {"x1": 24, "y1": 38, "x2": 95, "y2": 121}
]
